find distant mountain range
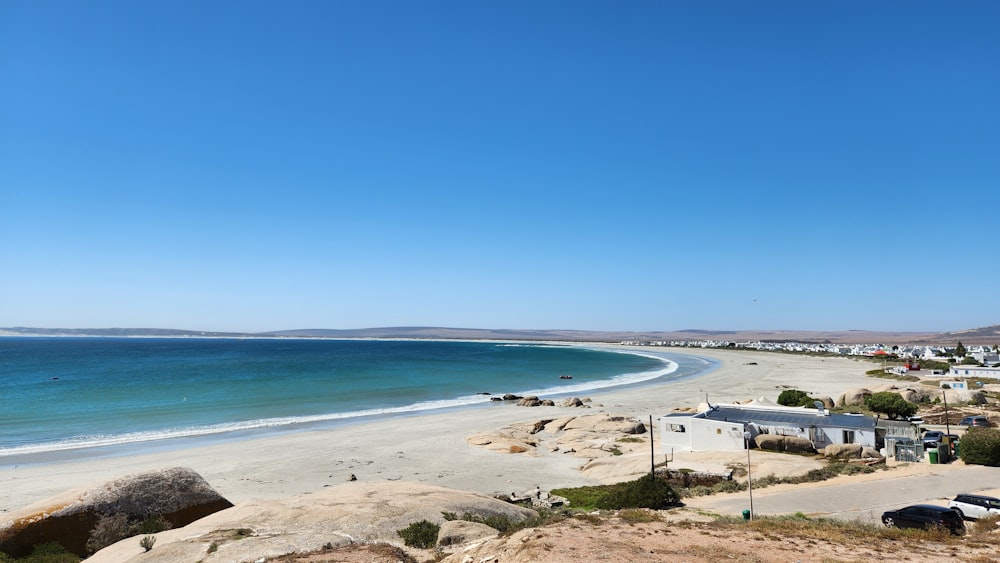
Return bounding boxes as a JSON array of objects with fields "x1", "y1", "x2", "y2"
[{"x1": 2, "y1": 325, "x2": 999, "y2": 345}]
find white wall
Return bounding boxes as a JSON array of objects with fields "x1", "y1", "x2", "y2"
[{"x1": 659, "y1": 416, "x2": 746, "y2": 453}]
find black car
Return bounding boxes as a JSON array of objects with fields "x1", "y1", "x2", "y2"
[{"x1": 882, "y1": 504, "x2": 965, "y2": 535}]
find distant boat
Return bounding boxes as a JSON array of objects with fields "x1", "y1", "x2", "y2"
[{"x1": 559, "y1": 375, "x2": 572, "y2": 380}]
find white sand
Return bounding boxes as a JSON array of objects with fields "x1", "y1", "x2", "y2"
[{"x1": 0, "y1": 346, "x2": 878, "y2": 514}]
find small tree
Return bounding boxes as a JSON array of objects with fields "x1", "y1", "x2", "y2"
[
  {"x1": 777, "y1": 389, "x2": 814, "y2": 408},
  {"x1": 397, "y1": 520, "x2": 440, "y2": 548},
  {"x1": 955, "y1": 341, "x2": 967, "y2": 358},
  {"x1": 959, "y1": 428, "x2": 1000, "y2": 467},
  {"x1": 865, "y1": 391, "x2": 917, "y2": 420}
]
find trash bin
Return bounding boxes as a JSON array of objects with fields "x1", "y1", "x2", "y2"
[
  {"x1": 954, "y1": 442, "x2": 960, "y2": 458},
  {"x1": 928, "y1": 448, "x2": 939, "y2": 464},
  {"x1": 742, "y1": 509, "x2": 751, "y2": 520}
]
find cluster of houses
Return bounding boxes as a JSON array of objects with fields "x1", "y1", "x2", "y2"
[
  {"x1": 622, "y1": 339, "x2": 1000, "y2": 366},
  {"x1": 640, "y1": 340, "x2": 1000, "y2": 458}
]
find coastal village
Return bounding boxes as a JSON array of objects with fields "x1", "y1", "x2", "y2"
[{"x1": 3, "y1": 342, "x2": 1000, "y2": 562}]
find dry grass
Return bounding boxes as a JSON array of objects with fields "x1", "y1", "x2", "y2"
[{"x1": 263, "y1": 508, "x2": 1000, "y2": 563}]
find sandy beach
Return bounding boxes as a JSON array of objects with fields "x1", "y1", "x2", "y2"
[{"x1": 0, "y1": 346, "x2": 880, "y2": 515}]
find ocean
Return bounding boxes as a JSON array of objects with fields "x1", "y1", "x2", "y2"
[{"x1": 0, "y1": 337, "x2": 706, "y2": 458}]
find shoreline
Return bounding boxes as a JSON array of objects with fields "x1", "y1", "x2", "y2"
[
  {"x1": 0, "y1": 346, "x2": 878, "y2": 515},
  {"x1": 0, "y1": 341, "x2": 683, "y2": 460}
]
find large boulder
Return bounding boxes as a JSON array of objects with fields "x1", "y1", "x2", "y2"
[
  {"x1": 824, "y1": 444, "x2": 863, "y2": 460},
  {"x1": 755, "y1": 435, "x2": 785, "y2": 452},
  {"x1": 753, "y1": 435, "x2": 815, "y2": 454},
  {"x1": 436, "y1": 520, "x2": 499, "y2": 548},
  {"x1": 784, "y1": 437, "x2": 816, "y2": 454},
  {"x1": 0, "y1": 467, "x2": 232, "y2": 558},
  {"x1": 838, "y1": 388, "x2": 872, "y2": 407}
]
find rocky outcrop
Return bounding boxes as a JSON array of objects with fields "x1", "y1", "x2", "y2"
[
  {"x1": 837, "y1": 383, "x2": 987, "y2": 410},
  {"x1": 466, "y1": 413, "x2": 649, "y2": 473},
  {"x1": 86, "y1": 481, "x2": 535, "y2": 563},
  {"x1": 0, "y1": 467, "x2": 232, "y2": 558},
  {"x1": 563, "y1": 414, "x2": 645, "y2": 435}
]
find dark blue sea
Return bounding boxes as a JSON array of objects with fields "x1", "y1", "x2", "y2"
[{"x1": 0, "y1": 338, "x2": 703, "y2": 457}]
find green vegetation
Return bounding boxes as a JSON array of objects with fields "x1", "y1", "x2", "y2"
[
  {"x1": 865, "y1": 369, "x2": 920, "y2": 382},
  {"x1": 679, "y1": 460, "x2": 882, "y2": 498},
  {"x1": 0, "y1": 543, "x2": 80, "y2": 563},
  {"x1": 86, "y1": 514, "x2": 172, "y2": 554},
  {"x1": 552, "y1": 474, "x2": 679, "y2": 511},
  {"x1": 441, "y1": 510, "x2": 558, "y2": 536},
  {"x1": 864, "y1": 391, "x2": 917, "y2": 420},
  {"x1": 139, "y1": 536, "x2": 155, "y2": 552},
  {"x1": 396, "y1": 520, "x2": 440, "y2": 549},
  {"x1": 556, "y1": 461, "x2": 886, "y2": 506},
  {"x1": 777, "y1": 389, "x2": 816, "y2": 407},
  {"x1": 616, "y1": 436, "x2": 644, "y2": 443},
  {"x1": 955, "y1": 341, "x2": 967, "y2": 358},
  {"x1": 958, "y1": 428, "x2": 1000, "y2": 467}
]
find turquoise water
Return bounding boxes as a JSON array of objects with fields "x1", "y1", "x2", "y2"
[{"x1": 0, "y1": 337, "x2": 700, "y2": 457}]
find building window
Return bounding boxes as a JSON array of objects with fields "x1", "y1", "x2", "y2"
[
  {"x1": 668, "y1": 424, "x2": 686, "y2": 433},
  {"x1": 843, "y1": 430, "x2": 855, "y2": 444}
]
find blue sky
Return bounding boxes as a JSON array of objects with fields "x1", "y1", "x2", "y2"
[{"x1": 1, "y1": 1, "x2": 998, "y2": 333}]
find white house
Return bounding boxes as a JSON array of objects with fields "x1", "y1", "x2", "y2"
[
  {"x1": 658, "y1": 399, "x2": 877, "y2": 453},
  {"x1": 948, "y1": 365, "x2": 1000, "y2": 379}
]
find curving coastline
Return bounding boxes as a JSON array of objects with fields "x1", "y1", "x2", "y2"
[{"x1": 0, "y1": 346, "x2": 876, "y2": 515}]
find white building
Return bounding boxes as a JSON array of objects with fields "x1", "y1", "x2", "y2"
[
  {"x1": 948, "y1": 365, "x2": 1000, "y2": 379},
  {"x1": 658, "y1": 399, "x2": 877, "y2": 453}
]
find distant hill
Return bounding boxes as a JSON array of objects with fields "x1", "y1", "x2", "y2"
[
  {"x1": 0, "y1": 327, "x2": 246, "y2": 338},
  {"x1": 4, "y1": 325, "x2": 998, "y2": 345}
]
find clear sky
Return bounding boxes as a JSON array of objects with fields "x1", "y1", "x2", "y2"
[{"x1": 1, "y1": 1, "x2": 997, "y2": 334}]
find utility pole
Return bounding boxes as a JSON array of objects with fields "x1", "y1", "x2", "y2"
[{"x1": 649, "y1": 415, "x2": 655, "y2": 476}]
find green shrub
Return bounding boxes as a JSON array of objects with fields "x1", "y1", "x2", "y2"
[
  {"x1": 0, "y1": 543, "x2": 80, "y2": 563},
  {"x1": 864, "y1": 391, "x2": 917, "y2": 420},
  {"x1": 959, "y1": 428, "x2": 1000, "y2": 466},
  {"x1": 138, "y1": 536, "x2": 155, "y2": 552},
  {"x1": 597, "y1": 474, "x2": 680, "y2": 510},
  {"x1": 777, "y1": 389, "x2": 814, "y2": 407},
  {"x1": 396, "y1": 520, "x2": 440, "y2": 548},
  {"x1": 85, "y1": 513, "x2": 172, "y2": 554}
]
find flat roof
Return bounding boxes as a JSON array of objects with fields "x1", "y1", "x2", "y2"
[{"x1": 700, "y1": 406, "x2": 875, "y2": 430}]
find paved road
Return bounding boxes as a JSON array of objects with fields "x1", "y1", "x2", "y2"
[{"x1": 685, "y1": 463, "x2": 1000, "y2": 523}]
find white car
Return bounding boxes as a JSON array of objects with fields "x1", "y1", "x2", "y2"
[{"x1": 948, "y1": 494, "x2": 1000, "y2": 520}]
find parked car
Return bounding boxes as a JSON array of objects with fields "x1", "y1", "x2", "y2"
[
  {"x1": 881, "y1": 504, "x2": 965, "y2": 534},
  {"x1": 922, "y1": 430, "x2": 944, "y2": 448},
  {"x1": 907, "y1": 415, "x2": 925, "y2": 425},
  {"x1": 959, "y1": 416, "x2": 993, "y2": 428},
  {"x1": 948, "y1": 494, "x2": 1000, "y2": 520}
]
